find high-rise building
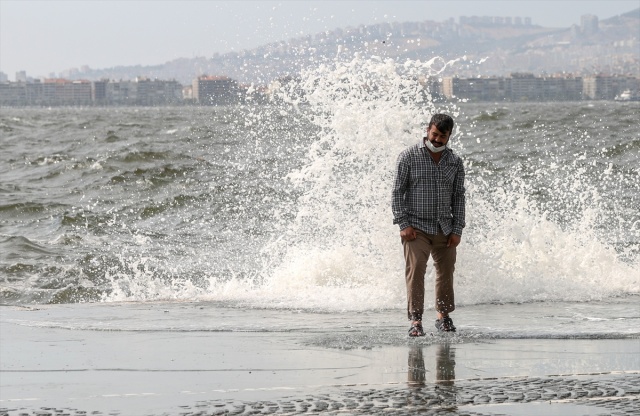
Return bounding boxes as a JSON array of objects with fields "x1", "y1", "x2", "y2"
[
  {"x1": 15, "y1": 71, "x2": 27, "y2": 83},
  {"x1": 92, "y1": 80, "x2": 108, "y2": 103},
  {"x1": 581, "y1": 14, "x2": 599, "y2": 36}
]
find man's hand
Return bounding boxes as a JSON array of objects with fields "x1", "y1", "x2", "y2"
[
  {"x1": 447, "y1": 234, "x2": 461, "y2": 248},
  {"x1": 400, "y1": 226, "x2": 417, "y2": 242}
]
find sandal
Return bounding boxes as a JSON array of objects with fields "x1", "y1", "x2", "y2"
[
  {"x1": 435, "y1": 317, "x2": 456, "y2": 332},
  {"x1": 408, "y1": 321, "x2": 425, "y2": 337}
]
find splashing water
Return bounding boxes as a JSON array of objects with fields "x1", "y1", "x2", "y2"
[
  {"x1": 247, "y1": 56, "x2": 457, "y2": 309},
  {"x1": 1, "y1": 56, "x2": 637, "y2": 308},
  {"x1": 196, "y1": 56, "x2": 638, "y2": 310}
]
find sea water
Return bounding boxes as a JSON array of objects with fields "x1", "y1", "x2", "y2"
[{"x1": 1, "y1": 57, "x2": 638, "y2": 339}]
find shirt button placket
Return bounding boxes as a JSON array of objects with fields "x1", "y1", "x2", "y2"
[{"x1": 436, "y1": 164, "x2": 441, "y2": 223}]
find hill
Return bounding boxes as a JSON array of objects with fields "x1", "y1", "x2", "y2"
[{"x1": 65, "y1": 8, "x2": 640, "y2": 85}]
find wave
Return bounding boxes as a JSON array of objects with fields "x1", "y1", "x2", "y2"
[{"x1": 0, "y1": 57, "x2": 638, "y2": 308}]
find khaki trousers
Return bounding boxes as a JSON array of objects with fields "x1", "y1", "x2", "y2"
[{"x1": 403, "y1": 230, "x2": 456, "y2": 321}]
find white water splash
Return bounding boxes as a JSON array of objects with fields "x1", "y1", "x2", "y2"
[
  {"x1": 247, "y1": 55, "x2": 638, "y2": 310},
  {"x1": 100, "y1": 56, "x2": 639, "y2": 310}
]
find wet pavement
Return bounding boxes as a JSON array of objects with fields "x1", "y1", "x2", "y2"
[
  {"x1": 2, "y1": 371, "x2": 638, "y2": 415},
  {"x1": 2, "y1": 303, "x2": 639, "y2": 415}
]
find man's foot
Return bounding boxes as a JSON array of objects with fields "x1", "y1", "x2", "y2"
[
  {"x1": 408, "y1": 321, "x2": 425, "y2": 337},
  {"x1": 435, "y1": 316, "x2": 456, "y2": 332}
]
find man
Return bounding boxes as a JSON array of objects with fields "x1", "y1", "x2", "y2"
[{"x1": 391, "y1": 113, "x2": 466, "y2": 336}]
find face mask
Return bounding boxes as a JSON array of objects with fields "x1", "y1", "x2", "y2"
[{"x1": 425, "y1": 139, "x2": 447, "y2": 153}]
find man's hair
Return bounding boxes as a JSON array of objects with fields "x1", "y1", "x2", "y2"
[{"x1": 428, "y1": 114, "x2": 454, "y2": 135}]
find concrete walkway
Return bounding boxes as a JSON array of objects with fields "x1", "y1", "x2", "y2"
[{"x1": 1, "y1": 302, "x2": 638, "y2": 415}]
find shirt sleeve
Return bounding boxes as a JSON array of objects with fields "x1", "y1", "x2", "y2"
[
  {"x1": 391, "y1": 152, "x2": 412, "y2": 230},
  {"x1": 451, "y1": 159, "x2": 466, "y2": 235}
]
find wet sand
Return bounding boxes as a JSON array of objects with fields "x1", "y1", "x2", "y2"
[{"x1": 1, "y1": 302, "x2": 638, "y2": 415}]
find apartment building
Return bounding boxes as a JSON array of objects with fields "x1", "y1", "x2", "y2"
[
  {"x1": 192, "y1": 75, "x2": 241, "y2": 105},
  {"x1": 0, "y1": 82, "x2": 28, "y2": 106},
  {"x1": 442, "y1": 77, "x2": 507, "y2": 101},
  {"x1": 442, "y1": 73, "x2": 595, "y2": 101},
  {"x1": 42, "y1": 79, "x2": 93, "y2": 105},
  {"x1": 0, "y1": 78, "x2": 92, "y2": 105},
  {"x1": 101, "y1": 78, "x2": 183, "y2": 105},
  {"x1": 583, "y1": 75, "x2": 639, "y2": 100},
  {"x1": 2, "y1": 73, "x2": 637, "y2": 106},
  {"x1": 542, "y1": 76, "x2": 583, "y2": 101},
  {"x1": 0, "y1": 77, "x2": 183, "y2": 106},
  {"x1": 134, "y1": 77, "x2": 183, "y2": 106}
]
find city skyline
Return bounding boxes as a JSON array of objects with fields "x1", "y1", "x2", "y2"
[
  {"x1": 1, "y1": 0, "x2": 638, "y2": 79},
  {"x1": 2, "y1": 71, "x2": 637, "y2": 107}
]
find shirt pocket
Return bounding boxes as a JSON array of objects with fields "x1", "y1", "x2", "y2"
[
  {"x1": 441, "y1": 163, "x2": 458, "y2": 186},
  {"x1": 409, "y1": 161, "x2": 428, "y2": 185}
]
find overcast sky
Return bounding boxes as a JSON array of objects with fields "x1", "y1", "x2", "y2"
[{"x1": 1, "y1": 0, "x2": 638, "y2": 79}]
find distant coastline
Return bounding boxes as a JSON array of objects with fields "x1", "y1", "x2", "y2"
[
  {"x1": 1, "y1": 8, "x2": 638, "y2": 107},
  {"x1": 1, "y1": 72, "x2": 638, "y2": 107}
]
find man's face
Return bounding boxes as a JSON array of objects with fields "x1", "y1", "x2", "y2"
[{"x1": 427, "y1": 124, "x2": 451, "y2": 149}]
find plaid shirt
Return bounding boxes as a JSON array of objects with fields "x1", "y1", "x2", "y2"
[{"x1": 391, "y1": 140, "x2": 466, "y2": 235}]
